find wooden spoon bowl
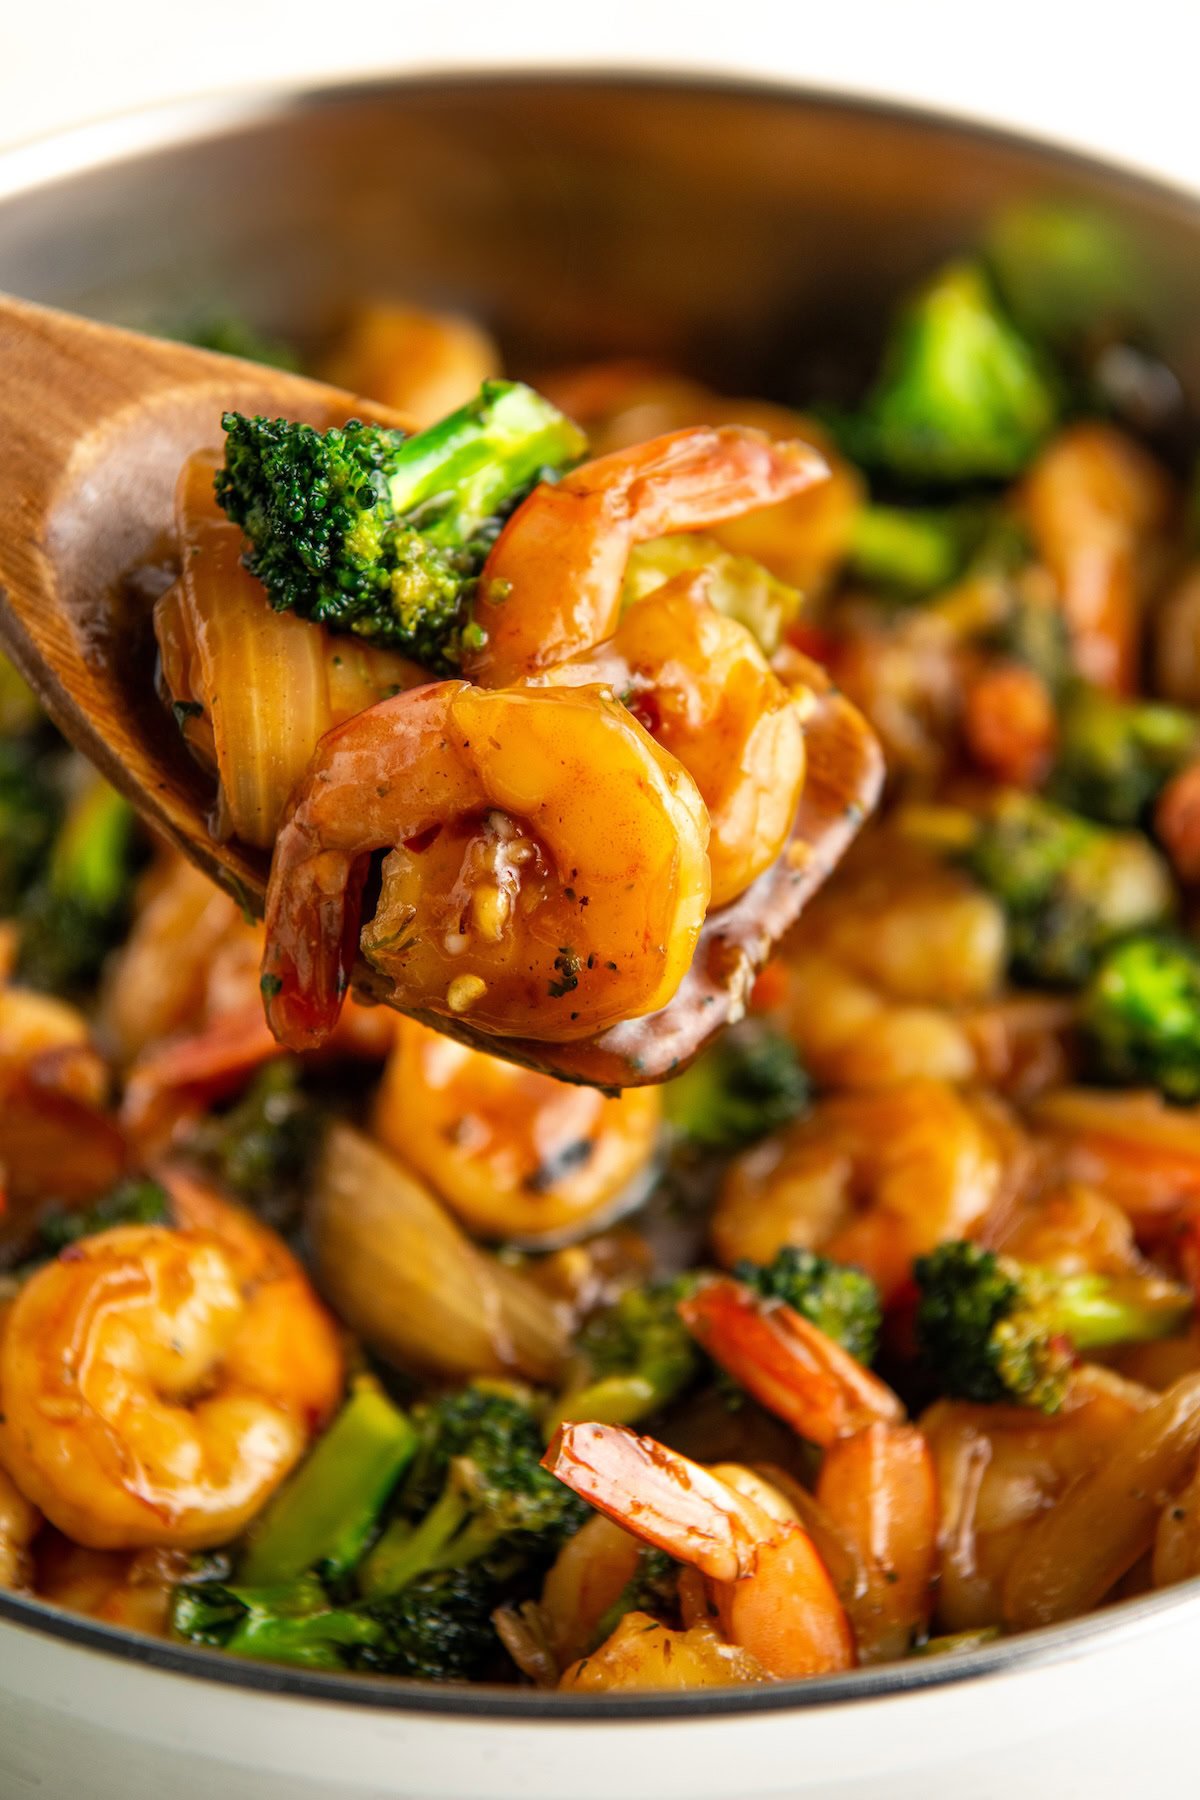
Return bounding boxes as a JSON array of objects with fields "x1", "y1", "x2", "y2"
[{"x1": 0, "y1": 293, "x2": 883, "y2": 1087}]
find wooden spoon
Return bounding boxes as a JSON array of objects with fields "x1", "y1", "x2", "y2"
[{"x1": 0, "y1": 292, "x2": 884, "y2": 1087}]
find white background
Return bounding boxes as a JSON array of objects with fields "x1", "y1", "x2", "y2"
[{"x1": 4, "y1": 0, "x2": 1200, "y2": 193}]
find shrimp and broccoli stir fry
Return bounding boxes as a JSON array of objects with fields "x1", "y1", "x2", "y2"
[{"x1": 8, "y1": 237, "x2": 1200, "y2": 1696}]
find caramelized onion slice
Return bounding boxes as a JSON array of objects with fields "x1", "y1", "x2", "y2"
[
  {"x1": 308, "y1": 1122, "x2": 568, "y2": 1384},
  {"x1": 155, "y1": 453, "x2": 424, "y2": 850}
]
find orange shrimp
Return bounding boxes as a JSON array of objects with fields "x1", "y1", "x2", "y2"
[
  {"x1": 814, "y1": 1423, "x2": 938, "y2": 1663},
  {"x1": 462, "y1": 427, "x2": 828, "y2": 686},
  {"x1": 1022, "y1": 422, "x2": 1174, "y2": 694},
  {"x1": 678, "y1": 1277, "x2": 904, "y2": 1448},
  {"x1": 373, "y1": 1017, "x2": 661, "y2": 1243},
  {"x1": 544, "y1": 1422, "x2": 855, "y2": 1680},
  {"x1": 527, "y1": 572, "x2": 808, "y2": 907},
  {"x1": 0, "y1": 1183, "x2": 342, "y2": 1550},
  {"x1": 261, "y1": 681, "x2": 710, "y2": 1052}
]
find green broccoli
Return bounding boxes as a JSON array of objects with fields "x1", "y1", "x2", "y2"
[
  {"x1": 986, "y1": 583, "x2": 1074, "y2": 695},
  {"x1": 622, "y1": 532, "x2": 802, "y2": 654},
  {"x1": 216, "y1": 381, "x2": 586, "y2": 669},
  {"x1": 548, "y1": 1274, "x2": 704, "y2": 1433},
  {"x1": 358, "y1": 1385, "x2": 586, "y2": 1600},
  {"x1": 847, "y1": 503, "x2": 986, "y2": 598},
  {"x1": 352, "y1": 1566, "x2": 508, "y2": 1680},
  {"x1": 32, "y1": 1178, "x2": 170, "y2": 1256},
  {"x1": 186, "y1": 1060, "x2": 320, "y2": 1235},
  {"x1": 734, "y1": 1246, "x2": 882, "y2": 1365},
  {"x1": 842, "y1": 261, "x2": 1060, "y2": 485},
  {"x1": 16, "y1": 773, "x2": 140, "y2": 996},
  {"x1": 237, "y1": 1379, "x2": 418, "y2": 1588},
  {"x1": 914, "y1": 1239, "x2": 1192, "y2": 1412},
  {"x1": 663, "y1": 1020, "x2": 809, "y2": 1152},
  {"x1": 0, "y1": 739, "x2": 59, "y2": 918},
  {"x1": 962, "y1": 790, "x2": 1174, "y2": 987},
  {"x1": 1049, "y1": 686, "x2": 1200, "y2": 826},
  {"x1": 171, "y1": 1572, "x2": 383, "y2": 1671},
  {"x1": 984, "y1": 202, "x2": 1135, "y2": 347},
  {"x1": 177, "y1": 314, "x2": 301, "y2": 371},
  {"x1": 1082, "y1": 932, "x2": 1200, "y2": 1102}
]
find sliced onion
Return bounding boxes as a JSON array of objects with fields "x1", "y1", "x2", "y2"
[
  {"x1": 156, "y1": 454, "x2": 425, "y2": 850},
  {"x1": 308, "y1": 1122, "x2": 569, "y2": 1384}
]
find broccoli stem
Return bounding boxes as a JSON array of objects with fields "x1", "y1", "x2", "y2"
[
  {"x1": 51, "y1": 777, "x2": 134, "y2": 912},
  {"x1": 238, "y1": 1380, "x2": 417, "y2": 1588},
  {"x1": 380, "y1": 380, "x2": 584, "y2": 545},
  {"x1": 357, "y1": 1477, "x2": 473, "y2": 1599},
  {"x1": 1036, "y1": 1270, "x2": 1192, "y2": 1350}
]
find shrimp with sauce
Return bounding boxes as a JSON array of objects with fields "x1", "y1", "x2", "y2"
[
  {"x1": 677, "y1": 1277, "x2": 937, "y2": 1661},
  {"x1": 261, "y1": 682, "x2": 710, "y2": 1052},
  {"x1": 373, "y1": 1017, "x2": 662, "y2": 1243},
  {"x1": 544, "y1": 1422, "x2": 855, "y2": 1683},
  {"x1": 0, "y1": 1179, "x2": 342, "y2": 1550},
  {"x1": 526, "y1": 572, "x2": 809, "y2": 907},
  {"x1": 462, "y1": 425, "x2": 829, "y2": 686},
  {"x1": 712, "y1": 1079, "x2": 1021, "y2": 1299}
]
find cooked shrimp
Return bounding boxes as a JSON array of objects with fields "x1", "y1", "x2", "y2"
[
  {"x1": 922, "y1": 1366, "x2": 1151, "y2": 1633},
  {"x1": 540, "y1": 366, "x2": 862, "y2": 597},
  {"x1": 261, "y1": 682, "x2": 710, "y2": 1052},
  {"x1": 1030, "y1": 1088, "x2": 1200, "y2": 1223},
  {"x1": 814, "y1": 1423, "x2": 939, "y2": 1663},
  {"x1": 962, "y1": 661, "x2": 1058, "y2": 789},
  {"x1": 1022, "y1": 422, "x2": 1174, "y2": 693},
  {"x1": 373, "y1": 1018, "x2": 661, "y2": 1243},
  {"x1": 712, "y1": 1080, "x2": 1017, "y2": 1299},
  {"x1": 765, "y1": 841, "x2": 1009, "y2": 1091},
  {"x1": 34, "y1": 1537, "x2": 189, "y2": 1636},
  {"x1": 527, "y1": 573, "x2": 808, "y2": 906},
  {"x1": 545, "y1": 1423, "x2": 855, "y2": 1680},
  {"x1": 0, "y1": 983, "x2": 125, "y2": 1226},
  {"x1": 462, "y1": 426, "x2": 828, "y2": 686},
  {"x1": 678, "y1": 1277, "x2": 904, "y2": 1447},
  {"x1": 559, "y1": 1611, "x2": 768, "y2": 1690},
  {"x1": 322, "y1": 302, "x2": 501, "y2": 427},
  {"x1": 0, "y1": 1462, "x2": 39, "y2": 1589},
  {"x1": 0, "y1": 1183, "x2": 342, "y2": 1550},
  {"x1": 1154, "y1": 761, "x2": 1200, "y2": 886},
  {"x1": 538, "y1": 1512, "x2": 645, "y2": 1670}
]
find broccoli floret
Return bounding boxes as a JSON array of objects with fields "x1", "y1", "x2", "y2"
[
  {"x1": 1049, "y1": 686, "x2": 1200, "y2": 826},
  {"x1": 216, "y1": 381, "x2": 586, "y2": 669},
  {"x1": 914, "y1": 1239, "x2": 1192, "y2": 1412},
  {"x1": 354, "y1": 1567, "x2": 505, "y2": 1681},
  {"x1": 1082, "y1": 933, "x2": 1200, "y2": 1103},
  {"x1": 358, "y1": 1385, "x2": 586, "y2": 1600},
  {"x1": 177, "y1": 314, "x2": 301, "y2": 371},
  {"x1": 663, "y1": 1020, "x2": 809, "y2": 1152},
  {"x1": 238, "y1": 1379, "x2": 418, "y2": 1588},
  {"x1": 32, "y1": 1178, "x2": 170, "y2": 1257},
  {"x1": 172, "y1": 1572, "x2": 382, "y2": 1671},
  {"x1": 0, "y1": 739, "x2": 59, "y2": 918},
  {"x1": 734, "y1": 1247, "x2": 882, "y2": 1365},
  {"x1": 186, "y1": 1060, "x2": 319, "y2": 1234},
  {"x1": 172, "y1": 1564, "x2": 503, "y2": 1679},
  {"x1": 549, "y1": 1274, "x2": 704, "y2": 1432},
  {"x1": 986, "y1": 584, "x2": 1074, "y2": 695},
  {"x1": 16, "y1": 773, "x2": 139, "y2": 996},
  {"x1": 622, "y1": 533, "x2": 801, "y2": 654},
  {"x1": 843, "y1": 261, "x2": 1060, "y2": 485},
  {"x1": 963, "y1": 790, "x2": 1173, "y2": 987}
]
